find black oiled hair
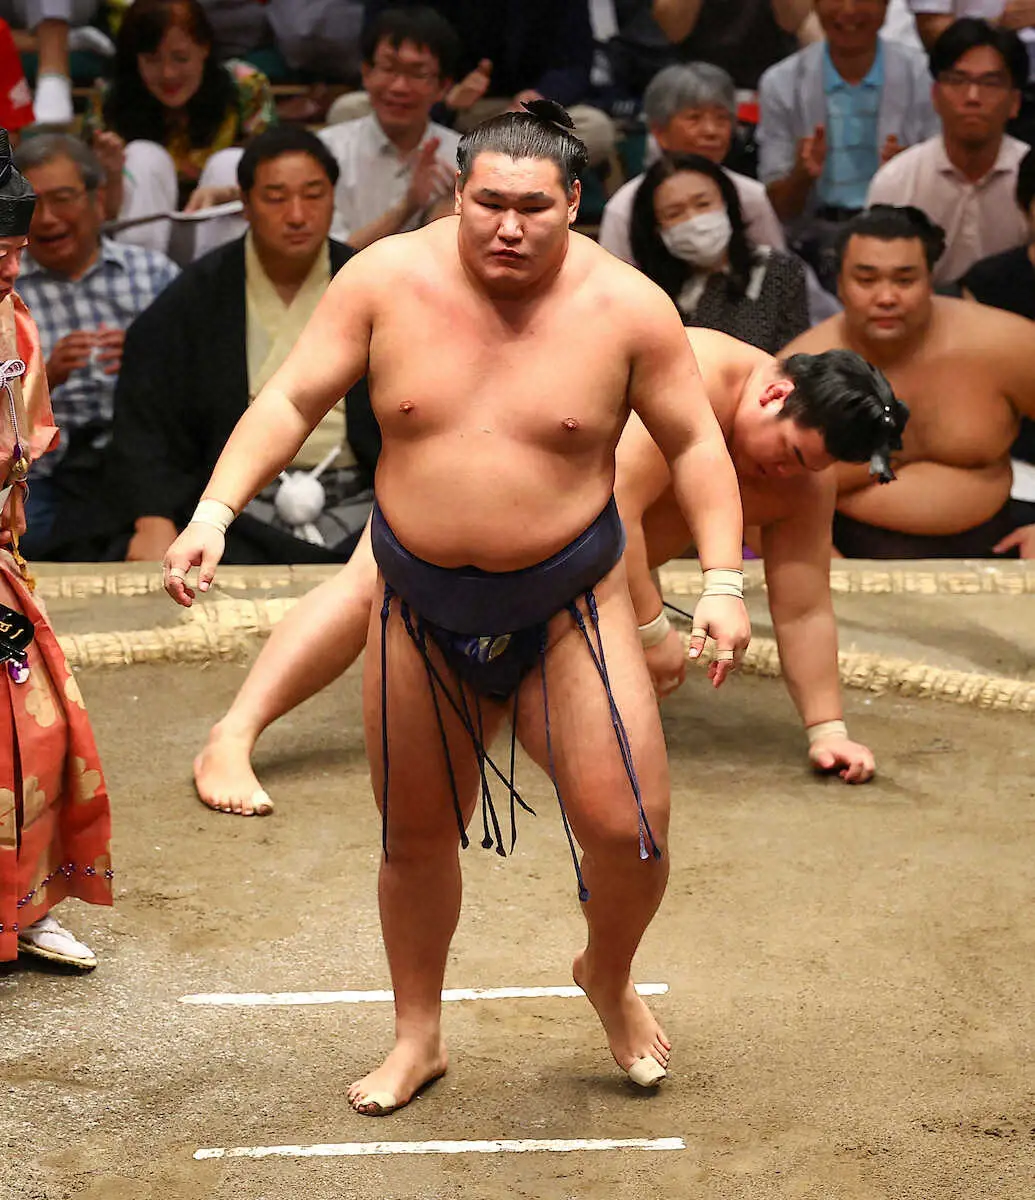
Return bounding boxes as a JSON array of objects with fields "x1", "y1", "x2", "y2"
[
  {"x1": 629, "y1": 152, "x2": 754, "y2": 301},
  {"x1": 780, "y1": 350, "x2": 910, "y2": 481},
  {"x1": 456, "y1": 99, "x2": 588, "y2": 195},
  {"x1": 834, "y1": 204, "x2": 946, "y2": 271},
  {"x1": 237, "y1": 126, "x2": 340, "y2": 193}
]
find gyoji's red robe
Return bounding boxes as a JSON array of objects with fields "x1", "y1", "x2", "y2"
[{"x1": 0, "y1": 291, "x2": 113, "y2": 962}]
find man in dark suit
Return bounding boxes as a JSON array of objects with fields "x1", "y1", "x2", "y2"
[{"x1": 85, "y1": 126, "x2": 380, "y2": 564}]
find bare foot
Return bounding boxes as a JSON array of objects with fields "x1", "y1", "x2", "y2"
[
  {"x1": 193, "y1": 723, "x2": 272, "y2": 816},
  {"x1": 347, "y1": 1035, "x2": 448, "y2": 1116},
  {"x1": 573, "y1": 952, "x2": 671, "y2": 1081}
]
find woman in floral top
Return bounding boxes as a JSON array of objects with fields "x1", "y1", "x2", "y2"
[{"x1": 84, "y1": 0, "x2": 274, "y2": 249}]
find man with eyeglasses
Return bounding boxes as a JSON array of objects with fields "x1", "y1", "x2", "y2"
[
  {"x1": 867, "y1": 17, "x2": 1030, "y2": 281},
  {"x1": 317, "y1": 7, "x2": 462, "y2": 250},
  {"x1": 12, "y1": 132, "x2": 178, "y2": 559}
]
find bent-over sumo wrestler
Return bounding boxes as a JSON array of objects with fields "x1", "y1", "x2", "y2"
[
  {"x1": 0, "y1": 131, "x2": 113, "y2": 971},
  {"x1": 615, "y1": 328, "x2": 908, "y2": 783},
  {"x1": 164, "y1": 104, "x2": 751, "y2": 1114}
]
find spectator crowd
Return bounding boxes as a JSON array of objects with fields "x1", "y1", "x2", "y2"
[{"x1": 0, "y1": 0, "x2": 1034, "y2": 561}]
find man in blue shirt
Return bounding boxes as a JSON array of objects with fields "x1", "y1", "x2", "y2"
[
  {"x1": 758, "y1": 0, "x2": 937, "y2": 287},
  {"x1": 14, "y1": 133, "x2": 179, "y2": 558}
]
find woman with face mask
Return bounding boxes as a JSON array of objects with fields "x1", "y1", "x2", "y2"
[{"x1": 629, "y1": 153, "x2": 808, "y2": 354}]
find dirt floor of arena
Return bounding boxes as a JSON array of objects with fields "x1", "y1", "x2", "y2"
[{"x1": 2, "y1": 565, "x2": 1034, "y2": 1199}]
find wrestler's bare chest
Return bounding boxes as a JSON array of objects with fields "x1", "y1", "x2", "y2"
[
  {"x1": 884, "y1": 353, "x2": 1017, "y2": 469},
  {"x1": 368, "y1": 285, "x2": 631, "y2": 447}
]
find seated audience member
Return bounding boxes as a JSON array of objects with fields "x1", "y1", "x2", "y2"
[
  {"x1": 960, "y1": 144, "x2": 1035, "y2": 506},
  {"x1": 13, "y1": 133, "x2": 179, "y2": 559},
  {"x1": 757, "y1": 0, "x2": 936, "y2": 290},
  {"x1": 909, "y1": 0, "x2": 1035, "y2": 138},
  {"x1": 85, "y1": 127, "x2": 378, "y2": 565},
  {"x1": 319, "y1": 6, "x2": 460, "y2": 249},
  {"x1": 630, "y1": 153, "x2": 809, "y2": 352},
  {"x1": 600, "y1": 63, "x2": 787, "y2": 264},
  {"x1": 784, "y1": 204, "x2": 1035, "y2": 557},
  {"x1": 84, "y1": 0, "x2": 275, "y2": 255},
  {"x1": 360, "y1": 0, "x2": 615, "y2": 167},
  {"x1": 867, "y1": 18, "x2": 1029, "y2": 282},
  {"x1": 651, "y1": 0, "x2": 812, "y2": 91},
  {"x1": 0, "y1": 0, "x2": 112, "y2": 124}
]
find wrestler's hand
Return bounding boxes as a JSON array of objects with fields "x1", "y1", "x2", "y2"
[
  {"x1": 163, "y1": 523, "x2": 225, "y2": 607},
  {"x1": 688, "y1": 593, "x2": 751, "y2": 688},
  {"x1": 808, "y1": 734, "x2": 875, "y2": 784},
  {"x1": 645, "y1": 626, "x2": 687, "y2": 699},
  {"x1": 993, "y1": 524, "x2": 1035, "y2": 559}
]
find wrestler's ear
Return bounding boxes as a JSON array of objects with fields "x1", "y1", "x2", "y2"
[
  {"x1": 761, "y1": 380, "x2": 793, "y2": 410},
  {"x1": 567, "y1": 179, "x2": 581, "y2": 225}
]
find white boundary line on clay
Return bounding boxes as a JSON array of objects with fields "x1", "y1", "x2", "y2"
[
  {"x1": 179, "y1": 983, "x2": 669, "y2": 1007},
  {"x1": 194, "y1": 1136, "x2": 685, "y2": 1160}
]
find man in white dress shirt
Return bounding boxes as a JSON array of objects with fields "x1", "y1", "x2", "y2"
[
  {"x1": 866, "y1": 17, "x2": 1030, "y2": 281},
  {"x1": 318, "y1": 6, "x2": 462, "y2": 249}
]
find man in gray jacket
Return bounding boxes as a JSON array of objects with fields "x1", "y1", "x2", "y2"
[{"x1": 757, "y1": 0, "x2": 936, "y2": 287}]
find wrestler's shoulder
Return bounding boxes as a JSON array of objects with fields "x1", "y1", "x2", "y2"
[
  {"x1": 342, "y1": 220, "x2": 456, "y2": 281},
  {"x1": 777, "y1": 314, "x2": 844, "y2": 357},
  {"x1": 933, "y1": 294, "x2": 1034, "y2": 353},
  {"x1": 569, "y1": 233, "x2": 672, "y2": 309},
  {"x1": 687, "y1": 328, "x2": 770, "y2": 374}
]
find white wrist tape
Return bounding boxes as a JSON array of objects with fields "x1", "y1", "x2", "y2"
[
  {"x1": 638, "y1": 610, "x2": 672, "y2": 648},
  {"x1": 190, "y1": 499, "x2": 235, "y2": 535},
  {"x1": 700, "y1": 567, "x2": 744, "y2": 599},
  {"x1": 806, "y1": 720, "x2": 848, "y2": 746}
]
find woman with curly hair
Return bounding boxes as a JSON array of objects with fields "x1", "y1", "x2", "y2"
[
  {"x1": 85, "y1": 0, "x2": 275, "y2": 253},
  {"x1": 630, "y1": 152, "x2": 808, "y2": 354}
]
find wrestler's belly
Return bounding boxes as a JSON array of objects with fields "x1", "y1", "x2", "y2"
[
  {"x1": 374, "y1": 446, "x2": 617, "y2": 571},
  {"x1": 837, "y1": 460, "x2": 1012, "y2": 536}
]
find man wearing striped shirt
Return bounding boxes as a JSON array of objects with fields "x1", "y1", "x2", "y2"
[{"x1": 13, "y1": 133, "x2": 178, "y2": 557}]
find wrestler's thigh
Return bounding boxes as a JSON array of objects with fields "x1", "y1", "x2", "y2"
[
  {"x1": 515, "y1": 563, "x2": 670, "y2": 848},
  {"x1": 362, "y1": 588, "x2": 506, "y2": 844}
]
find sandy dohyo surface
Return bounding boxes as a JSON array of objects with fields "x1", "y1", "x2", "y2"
[{"x1": 2, "y1": 572, "x2": 1034, "y2": 1198}]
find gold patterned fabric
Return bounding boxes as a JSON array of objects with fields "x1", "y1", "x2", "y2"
[{"x1": 0, "y1": 293, "x2": 113, "y2": 961}]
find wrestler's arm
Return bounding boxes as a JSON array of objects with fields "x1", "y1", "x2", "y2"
[
  {"x1": 763, "y1": 474, "x2": 875, "y2": 783},
  {"x1": 626, "y1": 289, "x2": 743, "y2": 572},
  {"x1": 614, "y1": 414, "x2": 674, "y2": 622},
  {"x1": 625, "y1": 282, "x2": 749, "y2": 680},
  {"x1": 838, "y1": 460, "x2": 1010, "y2": 534},
  {"x1": 614, "y1": 414, "x2": 688, "y2": 697}
]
